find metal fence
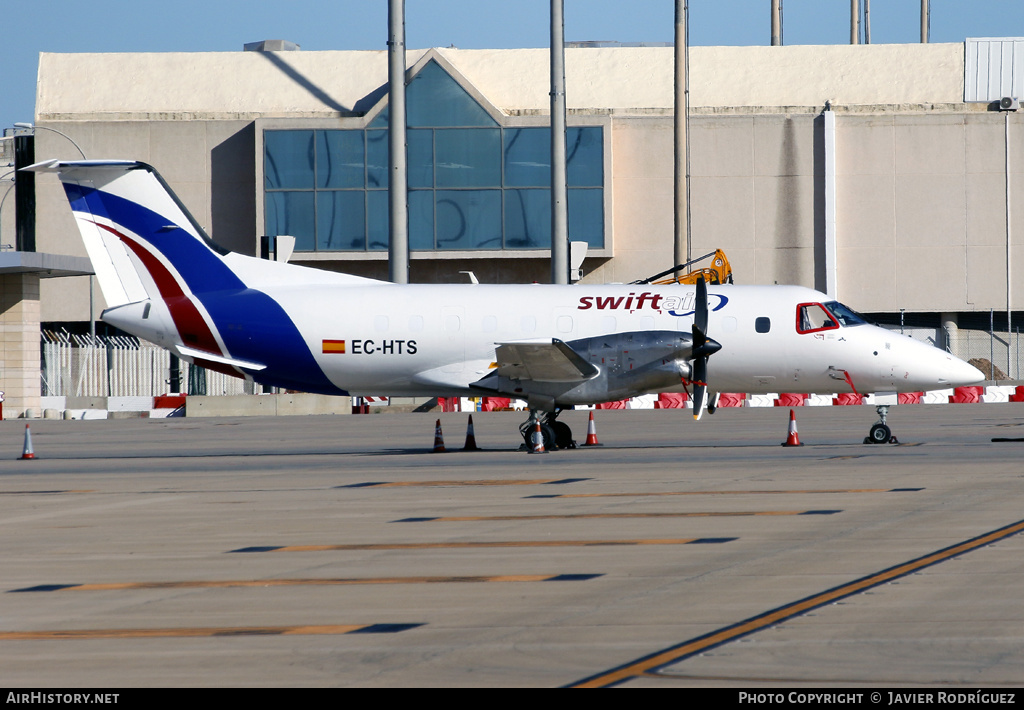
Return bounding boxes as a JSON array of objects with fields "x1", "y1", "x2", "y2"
[
  {"x1": 877, "y1": 324, "x2": 1021, "y2": 381},
  {"x1": 946, "y1": 329, "x2": 1021, "y2": 381},
  {"x1": 41, "y1": 332, "x2": 250, "y2": 398}
]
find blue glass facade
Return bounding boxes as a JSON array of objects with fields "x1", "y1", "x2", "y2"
[{"x1": 263, "y1": 60, "x2": 605, "y2": 253}]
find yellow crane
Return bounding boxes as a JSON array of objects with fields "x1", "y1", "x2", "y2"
[{"x1": 632, "y1": 249, "x2": 733, "y2": 286}]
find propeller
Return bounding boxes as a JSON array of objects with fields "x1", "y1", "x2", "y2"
[{"x1": 690, "y1": 276, "x2": 722, "y2": 421}]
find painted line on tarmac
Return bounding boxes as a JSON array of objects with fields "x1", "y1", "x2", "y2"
[
  {"x1": 0, "y1": 490, "x2": 94, "y2": 495},
  {"x1": 567, "y1": 516, "x2": 1024, "y2": 688},
  {"x1": 229, "y1": 538, "x2": 736, "y2": 553},
  {"x1": 341, "y1": 478, "x2": 589, "y2": 488},
  {"x1": 393, "y1": 510, "x2": 841, "y2": 523},
  {"x1": 527, "y1": 488, "x2": 921, "y2": 499},
  {"x1": 9, "y1": 573, "x2": 603, "y2": 593},
  {"x1": 0, "y1": 623, "x2": 423, "y2": 641}
]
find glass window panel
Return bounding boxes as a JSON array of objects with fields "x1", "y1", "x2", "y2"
[
  {"x1": 504, "y1": 188, "x2": 551, "y2": 249},
  {"x1": 409, "y1": 190, "x2": 434, "y2": 250},
  {"x1": 504, "y1": 128, "x2": 550, "y2": 187},
  {"x1": 435, "y1": 128, "x2": 500, "y2": 188},
  {"x1": 316, "y1": 191, "x2": 365, "y2": 251},
  {"x1": 265, "y1": 191, "x2": 315, "y2": 251},
  {"x1": 568, "y1": 188, "x2": 604, "y2": 248},
  {"x1": 264, "y1": 131, "x2": 314, "y2": 189},
  {"x1": 366, "y1": 190, "x2": 389, "y2": 251},
  {"x1": 366, "y1": 129, "x2": 388, "y2": 188},
  {"x1": 435, "y1": 190, "x2": 501, "y2": 250},
  {"x1": 408, "y1": 129, "x2": 433, "y2": 188},
  {"x1": 368, "y1": 190, "x2": 435, "y2": 251},
  {"x1": 316, "y1": 131, "x2": 364, "y2": 188},
  {"x1": 407, "y1": 61, "x2": 498, "y2": 128},
  {"x1": 566, "y1": 127, "x2": 604, "y2": 187},
  {"x1": 368, "y1": 106, "x2": 389, "y2": 129}
]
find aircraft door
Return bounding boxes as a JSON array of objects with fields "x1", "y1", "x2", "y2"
[{"x1": 441, "y1": 306, "x2": 465, "y2": 373}]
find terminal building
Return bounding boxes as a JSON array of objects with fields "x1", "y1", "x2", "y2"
[{"x1": 1, "y1": 38, "x2": 1022, "y2": 414}]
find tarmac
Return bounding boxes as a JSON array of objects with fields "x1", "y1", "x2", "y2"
[{"x1": 1, "y1": 404, "x2": 1023, "y2": 688}]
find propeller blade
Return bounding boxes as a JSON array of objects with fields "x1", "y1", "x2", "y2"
[
  {"x1": 692, "y1": 356, "x2": 708, "y2": 421},
  {"x1": 694, "y1": 275, "x2": 709, "y2": 336},
  {"x1": 690, "y1": 276, "x2": 718, "y2": 421}
]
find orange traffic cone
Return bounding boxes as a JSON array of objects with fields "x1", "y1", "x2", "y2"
[
  {"x1": 20, "y1": 424, "x2": 35, "y2": 460},
  {"x1": 432, "y1": 419, "x2": 446, "y2": 453},
  {"x1": 528, "y1": 419, "x2": 547, "y2": 454},
  {"x1": 781, "y1": 409, "x2": 803, "y2": 447},
  {"x1": 463, "y1": 414, "x2": 481, "y2": 451},
  {"x1": 581, "y1": 411, "x2": 602, "y2": 446}
]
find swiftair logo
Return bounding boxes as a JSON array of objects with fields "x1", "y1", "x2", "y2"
[{"x1": 577, "y1": 291, "x2": 728, "y2": 316}]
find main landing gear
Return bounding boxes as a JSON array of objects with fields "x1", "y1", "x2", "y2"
[
  {"x1": 865, "y1": 405, "x2": 899, "y2": 445},
  {"x1": 519, "y1": 409, "x2": 577, "y2": 451}
]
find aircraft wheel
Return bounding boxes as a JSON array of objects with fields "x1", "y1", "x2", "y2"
[
  {"x1": 552, "y1": 421, "x2": 576, "y2": 449},
  {"x1": 868, "y1": 423, "x2": 892, "y2": 445},
  {"x1": 522, "y1": 423, "x2": 557, "y2": 451},
  {"x1": 541, "y1": 424, "x2": 557, "y2": 451}
]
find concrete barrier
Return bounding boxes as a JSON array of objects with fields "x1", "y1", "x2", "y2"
[{"x1": 185, "y1": 393, "x2": 352, "y2": 417}]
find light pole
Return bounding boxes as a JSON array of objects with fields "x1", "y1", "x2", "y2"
[
  {"x1": 14, "y1": 123, "x2": 86, "y2": 159},
  {"x1": 14, "y1": 123, "x2": 95, "y2": 341}
]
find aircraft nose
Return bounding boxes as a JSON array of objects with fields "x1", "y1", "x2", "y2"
[{"x1": 945, "y1": 355, "x2": 986, "y2": 387}]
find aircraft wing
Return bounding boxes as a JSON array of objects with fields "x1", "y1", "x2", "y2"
[{"x1": 492, "y1": 339, "x2": 598, "y2": 383}]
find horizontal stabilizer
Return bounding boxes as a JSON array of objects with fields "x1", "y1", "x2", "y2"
[
  {"x1": 177, "y1": 345, "x2": 266, "y2": 372},
  {"x1": 493, "y1": 339, "x2": 598, "y2": 383}
]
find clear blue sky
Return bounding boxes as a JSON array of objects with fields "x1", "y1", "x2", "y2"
[{"x1": 3, "y1": 1, "x2": 1023, "y2": 131}]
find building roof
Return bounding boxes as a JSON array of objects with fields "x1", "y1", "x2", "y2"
[{"x1": 37, "y1": 43, "x2": 966, "y2": 121}]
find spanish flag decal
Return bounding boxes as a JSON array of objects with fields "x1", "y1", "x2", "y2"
[{"x1": 322, "y1": 340, "x2": 346, "y2": 354}]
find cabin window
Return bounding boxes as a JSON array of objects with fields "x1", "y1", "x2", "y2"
[
  {"x1": 755, "y1": 317, "x2": 771, "y2": 333},
  {"x1": 823, "y1": 301, "x2": 868, "y2": 327},
  {"x1": 796, "y1": 303, "x2": 839, "y2": 334}
]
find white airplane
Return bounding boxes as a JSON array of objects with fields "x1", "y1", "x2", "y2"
[{"x1": 31, "y1": 159, "x2": 984, "y2": 447}]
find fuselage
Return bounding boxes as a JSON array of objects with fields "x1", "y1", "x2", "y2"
[
  {"x1": 39, "y1": 157, "x2": 982, "y2": 407},
  {"x1": 106, "y1": 276, "x2": 984, "y2": 401}
]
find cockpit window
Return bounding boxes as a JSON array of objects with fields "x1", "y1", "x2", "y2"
[
  {"x1": 823, "y1": 301, "x2": 868, "y2": 327},
  {"x1": 796, "y1": 303, "x2": 839, "y2": 334}
]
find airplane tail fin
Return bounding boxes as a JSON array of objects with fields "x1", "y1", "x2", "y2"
[
  {"x1": 27, "y1": 160, "x2": 230, "y2": 309},
  {"x1": 31, "y1": 159, "x2": 352, "y2": 395}
]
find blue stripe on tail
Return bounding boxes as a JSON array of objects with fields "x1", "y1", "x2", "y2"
[{"x1": 67, "y1": 182, "x2": 346, "y2": 396}]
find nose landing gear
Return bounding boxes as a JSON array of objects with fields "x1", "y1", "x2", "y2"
[{"x1": 865, "y1": 405, "x2": 899, "y2": 444}]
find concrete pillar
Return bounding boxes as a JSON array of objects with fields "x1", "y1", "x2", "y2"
[
  {"x1": 0, "y1": 273, "x2": 41, "y2": 418},
  {"x1": 941, "y1": 313, "x2": 958, "y2": 354}
]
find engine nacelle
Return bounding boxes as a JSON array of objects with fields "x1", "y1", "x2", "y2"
[{"x1": 472, "y1": 330, "x2": 696, "y2": 409}]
